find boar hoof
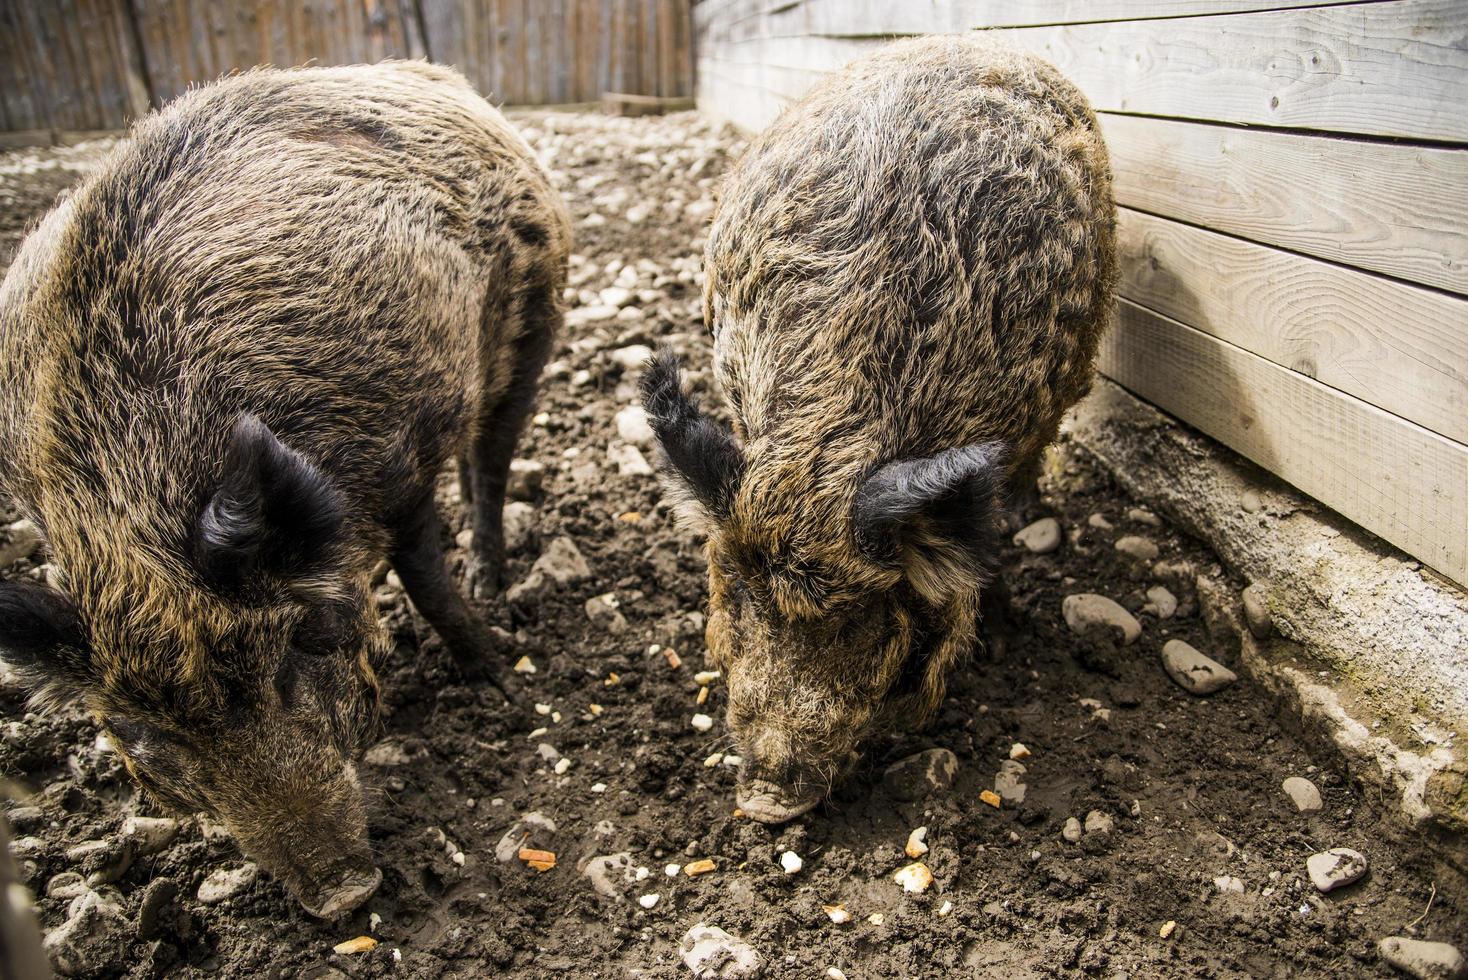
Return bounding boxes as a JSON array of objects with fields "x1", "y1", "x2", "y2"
[
  {"x1": 736, "y1": 781, "x2": 822, "y2": 824},
  {"x1": 299, "y1": 866, "x2": 381, "y2": 919}
]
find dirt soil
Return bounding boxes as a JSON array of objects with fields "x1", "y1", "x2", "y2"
[{"x1": 2, "y1": 110, "x2": 1465, "y2": 980}]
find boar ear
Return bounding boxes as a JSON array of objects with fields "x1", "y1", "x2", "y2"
[
  {"x1": 0, "y1": 580, "x2": 93, "y2": 704},
  {"x1": 197, "y1": 415, "x2": 345, "y2": 591},
  {"x1": 640, "y1": 349, "x2": 746, "y2": 525},
  {"x1": 852, "y1": 442, "x2": 1008, "y2": 602}
]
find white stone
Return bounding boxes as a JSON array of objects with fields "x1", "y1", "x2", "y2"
[
  {"x1": 1282, "y1": 776, "x2": 1323, "y2": 813},
  {"x1": 1062, "y1": 817, "x2": 1083, "y2": 843},
  {"x1": 1213, "y1": 875, "x2": 1245, "y2": 894},
  {"x1": 1012, "y1": 518, "x2": 1061, "y2": 554},
  {"x1": 1306, "y1": 848, "x2": 1367, "y2": 893},
  {"x1": 1115, "y1": 536, "x2": 1160, "y2": 561},
  {"x1": 533, "y1": 536, "x2": 591, "y2": 584},
  {"x1": 680, "y1": 925, "x2": 763, "y2": 979},
  {"x1": 609, "y1": 344, "x2": 654, "y2": 371},
  {"x1": 1377, "y1": 937, "x2": 1466, "y2": 980},
  {"x1": 1062, "y1": 594, "x2": 1142, "y2": 645},
  {"x1": 779, "y1": 851, "x2": 803, "y2": 874},
  {"x1": 893, "y1": 862, "x2": 934, "y2": 894},
  {"x1": 0, "y1": 519, "x2": 43, "y2": 566},
  {"x1": 691, "y1": 713, "x2": 714, "y2": 732},
  {"x1": 1161, "y1": 639, "x2": 1238, "y2": 695},
  {"x1": 637, "y1": 893, "x2": 660, "y2": 909},
  {"x1": 609, "y1": 443, "x2": 654, "y2": 477},
  {"x1": 615, "y1": 405, "x2": 656, "y2": 446},
  {"x1": 1143, "y1": 585, "x2": 1178, "y2": 619},
  {"x1": 1083, "y1": 810, "x2": 1114, "y2": 836},
  {"x1": 197, "y1": 863, "x2": 258, "y2": 904},
  {"x1": 583, "y1": 852, "x2": 637, "y2": 898}
]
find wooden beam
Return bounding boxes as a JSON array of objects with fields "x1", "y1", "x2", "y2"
[
  {"x1": 1099, "y1": 300, "x2": 1468, "y2": 586},
  {"x1": 1117, "y1": 208, "x2": 1468, "y2": 445},
  {"x1": 1103, "y1": 113, "x2": 1468, "y2": 296}
]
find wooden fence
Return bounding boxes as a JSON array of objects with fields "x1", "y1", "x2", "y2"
[
  {"x1": 693, "y1": 0, "x2": 1468, "y2": 588},
  {"x1": 0, "y1": 0, "x2": 694, "y2": 136}
]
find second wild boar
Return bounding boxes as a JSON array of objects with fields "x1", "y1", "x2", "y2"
[
  {"x1": 643, "y1": 37, "x2": 1116, "y2": 822},
  {"x1": 0, "y1": 63, "x2": 569, "y2": 914}
]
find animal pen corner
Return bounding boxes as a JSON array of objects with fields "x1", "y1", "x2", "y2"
[{"x1": 693, "y1": 0, "x2": 1468, "y2": 590}]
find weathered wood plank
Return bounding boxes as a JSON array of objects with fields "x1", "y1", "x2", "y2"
[
  {"x1": 1099, "y1": 300, "x2": 1468, "y2": 586},
  {"x1": 988, "y1": 1, "x2": 1468, "y2": 143},
  {"x1": 1103, "y1": 113, "x2": 1468, "y2": 296},
  {"x1": 1118, "y1": 208, "x2": 1468, "y2": 444}
]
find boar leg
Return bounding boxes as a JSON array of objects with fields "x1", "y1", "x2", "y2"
[
  {"x1": 464, "y1": 287, "x2": 559, "y2": 598},
  {"x1": 1002, "y1": 452, "x2": 1043, "y2": 531},
  {"x1": 392, "y1": 494, "x2": 511, "y2": 697}
]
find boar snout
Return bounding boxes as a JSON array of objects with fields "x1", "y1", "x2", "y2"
[
  {"x1": 293, "y1": 861, "x2": 382, "y2": 920},
  {"x1": 733, "y1": 725, "x2": 859, "y2": 824}
]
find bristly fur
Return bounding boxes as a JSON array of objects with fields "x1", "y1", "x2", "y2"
[
  {"x1": 640, "y1": 348, "x2": 746, "y2": 528},
  {"x1": 649, "y1": 37, "x2": 1118, "y2": 811},
  {"x1": 0, "y1": 61, "x2": 570, "y2": 907}
]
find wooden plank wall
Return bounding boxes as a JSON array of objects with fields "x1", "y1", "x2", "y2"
[
  {"x1": 693, "y1": 0, "x2": 1468, "y2": 588},
  {"x1": 0, "y1": 0, "x2": 694, "y2": 134}
]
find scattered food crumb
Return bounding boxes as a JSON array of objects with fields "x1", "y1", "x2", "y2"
[
  {"x1": 333, "y1": 936, "x2": 378, "y2": 955},
  {"x1": 780, "y1": 851, "x2": 803, "y2": 874},
  {"x1": 823, "y1": 904, "x2": 851, "y2": 924}
]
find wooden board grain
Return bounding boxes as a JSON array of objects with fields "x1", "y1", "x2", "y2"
[
  {"x1": 1102, "y1": 113, "x2": 1468, "y2": 296},
  {"x1": 989, "y1": 0, "x2": 1468, "y2": 142},
  {"x1": 1117, "y1": 208, "x2": 1468, "y2": 444},
  {"x1": 1100, "y1": 300, "x2": 1468, "y2": 586}
]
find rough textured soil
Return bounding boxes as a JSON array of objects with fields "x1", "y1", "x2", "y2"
[{"x1": 2, "y1": 111, "x2": 1465, "y2": 980}]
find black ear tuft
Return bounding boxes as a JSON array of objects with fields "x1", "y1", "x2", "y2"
[
  {"x1": 640, "y1": 348, "x2": 746, "y2": 519},
  {"x1": 197, "y1": 415, "x2": 346, "y2": 590},
  {"x1": 0, "y1": 580, "x2": 92, "y2": 703},
  {"x1": 853, "y1": 442, "x2": 1009, "y2": 571}
]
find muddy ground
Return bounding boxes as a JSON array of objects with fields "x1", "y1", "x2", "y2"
[{"x1": 2, "y1": 110, "x2": 1465, "y2": 980}]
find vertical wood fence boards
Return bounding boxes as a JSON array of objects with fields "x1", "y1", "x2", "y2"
[
  {"x1": 693, "y1": 0, "x2": 1468, "y2": 587},
  {"x1": 0, "y1": 0, "x2": 695, "y2": 135}
]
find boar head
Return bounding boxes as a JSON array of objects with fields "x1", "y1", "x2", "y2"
[
  {"x1": 0, "y1": 415, "x2": 385, "y2": 916},
  {"x1": 643, "y1": 352, "x2": 1005, "y2": 822}
]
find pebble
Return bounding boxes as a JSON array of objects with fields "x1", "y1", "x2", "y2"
[
  {"x1": 197, "y1": 863, "x2": 258, "y2": 905},
  {"x1": 939, "y1": 900, "x2": 954, "y2": 916},
  {"x1": 1009, "y1": 742, "x2": 1031, "y2": 760},
  {"x1": 364, "y1": 739, "x2": 416, "y2": 766},
  {"x1": 43, "y1": 891, "x2": 128, "y2": 977},
  {"x1": 1161, "y1": 639, "x2": 1238, "y2": 695},
  {"x1": 599, "y1": 286, "x2": 635, "y2": 308},
  {"x1": 495, "y1": 811, "x2": 557, "y2": 862},
  {"x1": 882, "y1": 748, "x2": 958, "y2": 802},
  {"x1": 1306, "y1": 848, "x2": 1367, "y2": 892},
  {"x1": 994, "y1": 760, "x2": 1028, "y2": 805},
  {"x1": 609, "y1": 442, "x2": 655, "y2": 477},
  {"x1": 583, "y1": 852, "x2": 638, "y2": 898},
  {"x1": 637, "y1": 893, "x2": 660, "y2": 909},
  {"x1": 1061, "y1": 594, "x2": 1142, "y2": 645},
  {"x1": 1377, "y1": 937, "x2": 1467, "y2": 980},
  {"x1": 1282, "y1": 776, "x2": 1323, "y2": 813},
  {"x1": 1127, "y1": 507, "x2": 1162, "y2": 527},
  {"x1": 1012, "y1": 517, "x2": 1061, "y2": 554},
  {"x1": 513, "y1": 656, "x2": 537, "y2": 674},
  {"x1": 535, "y1": 536, "x2": 592, "y2": 584},
  {"x1": 1062, "y1": 817, "x2": 1082, "y2": 843},
  {"x1": 502, "y1": 501, "x2": 535, "y2": 553},
  {"x1": 823, "y1": 904, "x2": 851, "y2": 924},
  {"x1": 506, "y1": 459, "x2": 545, "y2": 500},
  {"x1": 1213, "y1": 875, "x2": 1245, "y2": 894},
  {"x1": 1242, "y1": 583, "x2": 1272, "y2": 638},
  {"x1": 693, "y1": 670, "x2": 721, "y2": 685},
  {"x1": 691, "y1": 713, "x2": 714, "y2": 732},
  {"x1": 0, "y1": 518, "x2": 43, "y2": 566},
  {"x1": 45, "y1": 872, "x2": 88, "y2": 899},
  {"x1": 1083, "y1": 810, "x2": 1114, "y2": 836},
  {"x1": 135, "y1": 877, "x2": 178, "y2": 941},
  {"x1": 1115, "y1": 536, "x2": 1160, "y2": 562},
  {"x1": 779, "y1": 851, "x2": 803, "y2": 874},
  {"x1": 615, "y1": 405, "x2": 656, "y2": 446},
  {"x1": 585, "y1": 592, "x2": 628, "y2": 632},
  {"x1": 1087, "y1": 512, "x2": 1113, "y2": 530},
  {"x1": 609, "y1": 344, "x2": 654, "y2": 371},
  {"x1": 1142, "y1": 585, "x2": 1178, "y2": 619},
  {"x1": 121, "y1": 816, "x2": 179, "y2": 856},
  {"x1": 566, "y1": 304, "x2": 620, "y2": 325},
  {"x1": 680, "y1": 925, "x2": 763, "y2": 979},
  {"x1": 905, "y1": 826, "x2": 929, "y2": 858}
]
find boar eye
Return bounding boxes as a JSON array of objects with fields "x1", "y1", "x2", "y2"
[{"x1": 107, "y1": 717, "x2": 198, "y2": 807}]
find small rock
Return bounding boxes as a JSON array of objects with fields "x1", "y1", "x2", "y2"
[
  {"x1": 585, "y1": 593, "x2": 628, "y2": 632},
  {"x1": 45, "y1": 872, "x2": 88, "y2": 899},
  {"x1": 1012, "y1": 518, "x2": 1061, "y2": 554},
  {"x1": 507, "y1": 459, "x2": 545, "y2": 500},
  {"x1": 1282, "y1": 776, "x2": 1323, "y2": 813},
  {"x1": 66, "y1": 837, "x2": 133, "y2": 886},
  {"x1": 495, "y1": 811, "x2": 557, "y2": 862},
  {"x1": 680, "y1": 924, "x2": 763, "y2": 979},
  {"x1": 43, "y1": 891, "x2": 128, "y2": 977},
  {"x1": 615, "y1": 405, "x2": 656, "y2": 446},
  {"x1": 609, "y1": 344, "x2": 654, "y2": 372},
  {"x1": 5, "y1": 805, "x2": 45, "y2": 832},
  {"x1": 691, "y1": 713, "x2": 714, "y2": 732},
  {"x1": 566, "y1": 304, "x2": 619, "y2": 325},
  {"x1": 1127, "y1": 507, "x2": 1162, "y2": 527},
  {"x1": 0, "y1": 519, "x2": 43, "y2": 566},
  {"x1": 1306, "y1": 848, "x2": 1367, "y2": 892},
  {"x1": 121, "y1": 815, "x2": 179, "y2": 856},
  {"x1": 637, "y1": 893, "x2": 660, "y2": 909},
  {"x1": 1083, "y1": 810, "x2": 1114, "y2": 836},
  {"x1": 779, "y1": 851, "x2": 802, "y2": 874},
  {"x1": 823, "y1": 904, "x2": 851, "y2": 924},
  {"x1": 584, "y1": 853, "x2": 638, "y2": 899},
  {"x1": 364, "y1": 739, "x2": 416, "y2": 767},
  {"x1": 1061, "y1": 594, "x2": 1142, "y2": 645},
  {"x1": 502, "y1": 501, "x2": 535, "y2": 553},
  {"x1": 994, "y1": 760, "x2": 1027, "y2": 805},
  {"x1": 1087, "y1": 513, "x2": 1113, "y2": 530},
  {"x1": 1242, "y1": 583, "x2": 1272, "y2": 638},
  {"x1": 905, "y1": 827, "x2": 929, "y2": 858},
  {"x1": 135, "y1": 877, "x2": 178, "y2": 940},
  {"x1": 1142, "y1": 585, "x2": 1178, "y2": 619},
  {"x1": 1213, "y1": 875, "x2": 1245, "y2": 894},
  {"x1": 600, "y1": 286, "x2": 635, "y2": 308},
  {"x1": 533, "y1": 536, "x2": 591, "y2": 584},
  {"x1": 1115, "y1": 536, "x2": 1159, "y2": 562},
  {"x1": 882, "y1": 748, "x2": 959, "y2": 802},
  {"x1": 609, "y1": 443, "x2": 654, "y2": 477},
  {"x1": 197, "y1": 863, "x2": 258, "y2": 905},
  {"x1": 1377, "y1": 937, "x2": 1467, "y2": 980},
  {"x1": 1062, "y1": 817, "x2": 1082, "y2": 843},
  {"x1": 1161, "y1": 639, "x2": 1238, "y2": 695},
  {"x1": 1009, "y1": 742, "x2": 1031, "y2": 760}
]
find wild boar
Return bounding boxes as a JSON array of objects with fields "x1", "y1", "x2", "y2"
[
  {"x1": 643, "y1": 37, "x2": 1116, "y2": 822},
  {"x1": 0, "y1": 62, "x2": 569, "y2": 914}
]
